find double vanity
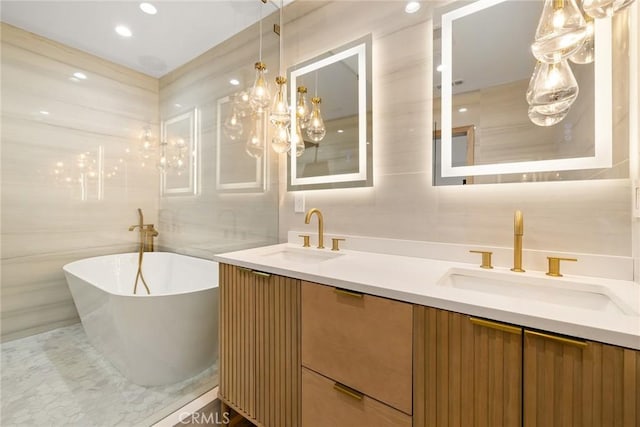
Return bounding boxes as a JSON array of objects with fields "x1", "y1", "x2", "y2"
[{"x1": 214, "y1": 226, "x2": 640, "y2": 427}]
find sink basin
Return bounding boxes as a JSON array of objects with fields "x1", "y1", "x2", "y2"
[
  {"x1": 438, "y1": 268, "x2": 635, "y2": 316},
  {"x1": 261, "y1": 247, "x2": 343, "y2": 264}
]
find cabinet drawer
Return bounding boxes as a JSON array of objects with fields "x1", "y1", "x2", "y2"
[
  {"x1": 301, "y1": 281, "x2": 413, "y2": 414},
  {"x1": 302, "y1": 367, "x2": 412, "y2": 427}
]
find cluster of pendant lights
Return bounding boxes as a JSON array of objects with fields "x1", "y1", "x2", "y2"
[
  {"x1": 526, "y1": 0, "x2": 633, "y2": 127},
  {"x1": 223, "y1": 0, "x2": 326, "y2": 159}
]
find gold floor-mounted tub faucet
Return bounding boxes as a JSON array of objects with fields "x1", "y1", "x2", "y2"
[
  {"x1": 511, "y1": 210, "x2": 525, "y2": 272},
  {"x1": 128, "y1": 208, "x2": 158, "y2": 294}
]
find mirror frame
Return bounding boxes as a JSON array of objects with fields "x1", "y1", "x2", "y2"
[
  {"x1": 215, "y1": 96, "x2": 266, "y2": 192},
  {"x1": 160, "y1": 108, "x2": 199, "y2": 196},
  {"x1": 439, "y1": 0, "x2": 612, "y2": 178},
  {"x1": 288, "y1": 34, "x2": 372, "y2": 191}
]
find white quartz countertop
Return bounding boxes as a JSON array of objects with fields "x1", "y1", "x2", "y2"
[{"x1": 214, "y1": 243, "x2": 640, "y2": 350}]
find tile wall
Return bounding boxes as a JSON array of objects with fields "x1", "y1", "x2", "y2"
[
  {"x1": 1, "y1": 23, "x2": 159, "y2": 341},
  {"x1": 278, "y1": 1, "x2": 636, "y2": 260}
]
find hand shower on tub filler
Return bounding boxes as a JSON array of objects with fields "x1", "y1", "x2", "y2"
[{"x1": 128, "y1": 208, "x2": 159, "y2": 294}]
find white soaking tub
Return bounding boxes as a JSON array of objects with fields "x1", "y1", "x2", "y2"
[{"x1": 63, "y1": 252, "x2": 218, "y2": 386}]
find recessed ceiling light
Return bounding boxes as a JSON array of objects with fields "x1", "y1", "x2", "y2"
[
  {"x1": 174, "y1": 103, "x2": 182, "y2": 108},
  {"x1": 39, "y1": 110, "x2": 50, "y2": 115},
  {"x1": 405, "y1": 1, "x2": 421, "y2": 14},
  {"x1": 73, "y1": 72, "x2": 87, "y2": 80},
  {"x1": 229, "y1": 79, "x2": 240, "y2": 86},
  {"x1": 69, "y1": 77, "x2": 79, "y2": 82},
  {"x1": 337, "y1": 129, "x2": 344, "y2": 133},
  {"x1": 115, "y1": 25, "x2": 132, "y2": 38},
  {"x1": 139, "y1": 2, "x2": 157, "y2": 15},
  {"x1": 458, "y1": 107, "x2": 468, "y2": 113},
  {"x1": 436, "y1": 64, "x2": 445, "y2": 72}
]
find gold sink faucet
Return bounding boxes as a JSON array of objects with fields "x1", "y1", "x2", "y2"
[
  {"x1": 304, "y1": 208, "x2": 324, "y2": 249},
  {"x1": 511, "y1": 210, "x2": 525, "y2": 272}
]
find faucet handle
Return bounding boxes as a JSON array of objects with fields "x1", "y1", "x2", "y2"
[
  {"x1": 470, "y1": 250, "x2": 493, "y2": 269},
  {"x1": 331, "y1": 238, "x2": 346, "y2": 252},
  {"x1": 298, "y1": 234, "x2": 311, "y2": 248},
  {"x1": 546, "y1": 257, "x2": 577, "y2": 277}
]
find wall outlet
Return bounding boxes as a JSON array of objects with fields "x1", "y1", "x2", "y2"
[{"x1": 294, "y1": 193, "x2": 305, "y2": 213}]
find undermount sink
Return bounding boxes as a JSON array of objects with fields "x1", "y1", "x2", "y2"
[
  {"x1": 261, "y1": 246, "x2": 343, "y2": 264},
  {"x1": 437, "y1": 268, "x2": 635, "y2": 316}
]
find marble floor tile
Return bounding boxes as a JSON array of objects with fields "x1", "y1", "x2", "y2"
[{"x1": 1, "y1": 324, "x2": 217, "y2": 427}]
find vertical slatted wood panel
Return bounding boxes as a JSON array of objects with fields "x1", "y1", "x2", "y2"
[
  {"x1": 414, "y1": 306, "x2": 522, "y2": 427},
  {"x1": 218, "y1": 264, "x2": 256, "y2": 421},
  {"x1": 524, "y1": 331, "x2": 640, "y2": 427},
  {"x1": 255, "y1": 274, "x2": 301, "y2": 427}
]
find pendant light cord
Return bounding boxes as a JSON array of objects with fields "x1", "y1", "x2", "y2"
[
  {"x1": 258, "y1": 4, "x2": 263, "y2": 62},
  {"x1": 279, "y1": 0, "x2": 283, "y2": 76}
]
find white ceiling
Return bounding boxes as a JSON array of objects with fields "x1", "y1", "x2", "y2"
[{"x1": 0, "y1": 0, "x2": 284, "y2": 78}]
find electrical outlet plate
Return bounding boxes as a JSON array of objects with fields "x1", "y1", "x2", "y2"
[{"x1": 294, "y1": 193, "x2": 305, "y2": 213}]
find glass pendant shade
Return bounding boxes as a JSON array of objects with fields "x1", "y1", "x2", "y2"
[
  {"x1": 139, "y1": 126, "x2": 155, "y2": 159},
  {"x1": 234, "y1": 91, "x2": 251, "y2": 118},
  {"x1": 290, "y1": 121, "x2": 306, "y2": 157},
  {"x1": 249, "y1": 62, "x2": 271, "y2": 113},
  {"x1": 526, "y1": 60, "x2": 579, "y2": 114},
  {"x1": 528, "y1": 105, "x2": 569, "y2": 126},
  {"x1": 245, "y1": 115, "x2": 265, "y2": 159},
  {"x1": 531, "y1": 0, "x2": 589, "y2": 63},
  {"x1": 270, "y1": 76, "x2": 290, "y2": 127},
  {"x1": 582, "y1": 0, "x2": 636, "y2": 18},
  {"x1": 271, "y1": 124, "x2": 291, "y2": 153},
  {"x1": 296, "y1": 86, "x2": 311, "y2": 129},
  {"x1": 305, "y1": 97, "x2": 327, "y2": 143},
  {"x1": 569, "y1": 16, "x2": 595, "y2": 64},
  {"x1": 223, "y1": 108, "x2": 244, "y2": 140}
]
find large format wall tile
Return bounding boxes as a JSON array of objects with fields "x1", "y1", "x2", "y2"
[
  {"x1": 1, "y1": 23, "x2": 159, "y2": 341},
  {"x1": 278, "y1": 1, "x2": 635, "y2": 260}
]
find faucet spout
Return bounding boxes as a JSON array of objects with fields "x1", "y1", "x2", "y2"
[
  {"x1": 511, "y1": 210, "x2": 525, "y2": 272},
  {"x1": 304, "y1": 208, "x2": 324, "y2": 249}
]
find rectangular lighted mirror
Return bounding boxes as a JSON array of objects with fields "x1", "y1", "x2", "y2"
[
  {"x1": 288, "y1": 34, "x2": 372, "y2": 191},
  {"x1": 216, "y1": 96, "x2": 266, "y2": 192},
  {"x1": 160, "y1": 109, "x2": 198, "y2": 196},
  {"x1": 434, "y1": 0, "x2": 621, "y2": 184}
]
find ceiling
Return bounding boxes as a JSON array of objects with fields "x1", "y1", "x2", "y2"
[{"x1": 0, "y1": 1, "x2": 285, "y2": 78}]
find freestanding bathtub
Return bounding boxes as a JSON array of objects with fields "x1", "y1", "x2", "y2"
[{"x1": 63, "y1": 252, "x2": 219, "y2": 386}]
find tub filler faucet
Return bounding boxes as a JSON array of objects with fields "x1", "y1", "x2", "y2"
[{"x1": 128, "y1": 208, "x2": 158, "y2": 294}]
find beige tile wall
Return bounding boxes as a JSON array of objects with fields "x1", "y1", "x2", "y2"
[
  {"x1": 1, "y1": 23, "x2": 159, "y2": 341},
  {"x1": 278, "y1": 1, "x2": 635, "y2": 259}
]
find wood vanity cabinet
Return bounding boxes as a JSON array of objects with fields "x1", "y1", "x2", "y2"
[
  {"x1": 218, "y1": 263, "x2": 301, "y2": 427},
  {"x1": 523, "y1": 330, "x2": 640, "y2": 427},
  {"x1": 300, "y1": 281, "x2": 413, "y2": 426},
  {"x1": 413, "y1": 306, "x2": 523, "y2": 427},
  {"x1": 414, "y1": 306, "x2": 640, "y2": 427}
]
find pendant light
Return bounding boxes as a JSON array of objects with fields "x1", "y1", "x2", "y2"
[
  {"x1": 569, "y1": 14, "x2": 595, "y2": 64},
  {"x1": 249, "y1": 4, "x2": 271, "y2": 113},
  {"x1": 531, "y1": 0, "x2": 589, "y2": 63},
  {"x1": 234, "y1": 90, "x2": 251, "y2": 118},
  {"x1": 526, "y1": 60, "x2": 579, "y2": 115},
  {"x1": 272, "y1": 121, "x2": 291, "y2": 154},
  {"x1": 245, "y1": 113, "x2": 265, "y2": 159},
  {"x1": 305, "y1": 97, "x2": 326, "y2": 143},
  {"x1": 223, "y1": 101, "x2": 244, "y2": 141},
  {"x1": 290, "y1": 120, "x2": 306, "y2": 157},
  {"x1": 528, "y1": 105, "x2": 569, "y2": 126},
  {"x1": 582, "y1": 0, "x2": 636, "y2": 18},
  {"x1": 296, "y1": 86, "x2": 311, "y2": 129},
  {"x1": 270, "y1": 76, "x2": 290, "y2": 127}
]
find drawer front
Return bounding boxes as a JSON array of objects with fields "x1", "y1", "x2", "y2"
[
  {"x1": 302, "y1": 367, "x2": 412, "y2": 427},
  {"x1": 301, "y1": 281, "x2": 413, "y2": 414}
]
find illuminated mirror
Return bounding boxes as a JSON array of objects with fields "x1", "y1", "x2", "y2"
[
  {"x1": 288, "y1": 34, "x2": 372, "y2": 191},
  {"x1": 433, "y1": 0, "x2": 628, "y2": 185},
  {"x1": 160, "y1": 109, "x2": 198, "y2": 196}
]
